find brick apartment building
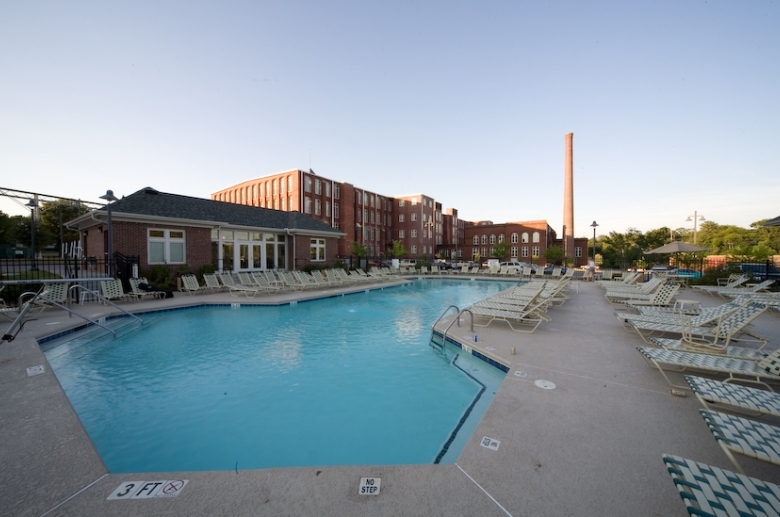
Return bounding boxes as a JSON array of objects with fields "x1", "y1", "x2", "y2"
[{"x1": 212, "y1": 169, "x2": 590, "y2": 267}]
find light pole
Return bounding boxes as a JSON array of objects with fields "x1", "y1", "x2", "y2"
[
  {"x1": 26, "y1": 198, "x2": 39, "y2": 271},
  {"x1": 100, "y1": 190, "x2": 119, "y2": 276},
  {"x1": 686, "y1": 211, "x2": 705, "y2": 245},
  {"x1": 590, "y1": 221, "x2": 599, "y2": 260}
]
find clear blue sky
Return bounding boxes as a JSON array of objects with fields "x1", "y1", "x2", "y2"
[{"x1": 1, "y1": 1, "x2": 778, "y2": 239}]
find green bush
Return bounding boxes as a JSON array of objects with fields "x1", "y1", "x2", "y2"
[
  {"x1": 197, "y1": 264, "x2": 215, "y2": 281},
  {"x1": 147, "y1": 265, "x2": 175, "y2": 290}
]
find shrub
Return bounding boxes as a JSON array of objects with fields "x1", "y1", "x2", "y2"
[{"x1": 147, "y1": 265, "x2": 175, "y2": 290}]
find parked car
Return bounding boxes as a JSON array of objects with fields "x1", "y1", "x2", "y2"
[{"x1": 500, "y1": 261, "x2": 537, "y2": 274}]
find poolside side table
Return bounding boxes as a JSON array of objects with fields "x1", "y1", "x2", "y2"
[{"x1": 673, "y1": 299, "x2": 700, "y2": 314}]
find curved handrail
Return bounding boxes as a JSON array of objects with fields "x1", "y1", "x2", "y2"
[
  {"x1": 71, "y1": 284, "x2": 143, "y2": 325},
  {"x1": 438, "y1": 309, "x2": 474, "y2": 352},
  {"x1": 430, "y1": 305, "x2": 459, "y2": 350}
]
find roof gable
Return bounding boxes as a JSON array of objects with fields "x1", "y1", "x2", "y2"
[{"x1": 92, "y1": 187, "x2": 342, "y2": 234}]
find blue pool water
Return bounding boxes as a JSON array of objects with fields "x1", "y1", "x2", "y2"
[{"x1": 43, "y1": 279, "x2": 515, "y2": 473}]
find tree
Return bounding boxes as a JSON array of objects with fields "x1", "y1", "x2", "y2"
[
  {"x1": 544, "y1": 245, "x2": 563, "y2": 264},
  {"x1": 0, "y1": 211, "x2": 16, "y2": 247},
  {"x1": 492, "y1": 241, "x2": 510, "y2": 262},
  {"x1": 388, "y1": 240, "x2": 407, "y2": 258},
  {"x1": 38, "y1": 200, "x2": 90, "y2": 252}
]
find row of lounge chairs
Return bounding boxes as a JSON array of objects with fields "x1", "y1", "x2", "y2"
[
  {"x1": 179, "y1": 268, "x2": 401, "y2": 297},
  {"x1": 600, "y1": 267, "x2": 780, "y2": 514},
  {"x1": 662, "y1": 374, "x2": 780, "y2": 515},
  {"x1": 465, "y1": 276, "x2": 573, "y2": 333}
]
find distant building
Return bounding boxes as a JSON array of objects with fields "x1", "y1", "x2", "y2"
[{"x1": 211, "y1": 160, "x2": 589, "y2": 267}]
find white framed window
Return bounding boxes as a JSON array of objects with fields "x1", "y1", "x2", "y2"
[
  {"x1": 533, "y1": 231, "x2": 540, "y2": 243},
  {"x1": 411, "y1": 199, "x2": 417, "y2": 206},
  {"x1": 522, "y1": 232, "x2": 529, "y2": 243},
  {"x1": 334, "y1": 203, "x2": 339, "y2": 218},
  {"x1": 304, "y1": 177, "x2": 312, "y2": 193},
  {"x1": 148, "y1": 229, "x2": 185, "y2": 264},
  {"x1": 490, "y1": 234, "x2": 496, "y2": 244},
  {"x1": 304, "y1": 196, "x2": 311, "y2": 214},
  {"x1": 522, "y1": 246, "x2": 529, "y2": 257},
  {"x1": 533, "y1": 246, "x2": 540, "y2": 257},
  {"x1": 315, "y1": 199, "x2": 322, "y2": 215},
  {"x1": 411, "y1": 229, "x2": 417, "y2": 238},
  {"x1": 411, "y1": 213, "x2": 417, "y2": 222},
  {"x1": 326, "y1": 201, "x2": 331, "y2": 217},
  {"x1": 333, "y1": 184, "x2": 340, "y2": 199},
  {"x1": 310, "y1": 238, "x2": 326, "y2": 261},
  {"x1": 472, "y1": 235, "x2": 479, "y2": 245},
  {"x1": 575, "y1": 247, "x2": 582, "y2": 258},
  {"x1": 315, "y1": 179, "x2": 321, "y2": 195},
  {"x1": 399, "y1": 200, "x2": 405, "y2": 207},
  {"x1": 498, "y1": 234, "x2": 505, "y2": 243},
  {"x1": 399, "y1": 214, "x2": 405, "y2": 222},
  {"x1": 511, "y1": 233, "x2": 518, "y2": 243},
  {"x1": 288, "y1": 175, "x2": 293, "y2": 192},
  {"x1": 399, "y1": 230, "x2": 405, "y2": 238},
  {"x1": 481, "y1": 235, "x2": 487, "y2": 244},
  {"x1": 324, "y1": 182, "x2": 330, "y2": 196},
  {"x1": 411, "y1": 245, "x2": 417, "y2": 254},
  {"x1": 511, "y1": 246, "x2": 518, "y2": 257}
]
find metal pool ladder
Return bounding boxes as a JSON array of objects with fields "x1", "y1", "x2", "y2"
[{"x1": 430, "y1": 305, "x2": 460, "y2": 351}]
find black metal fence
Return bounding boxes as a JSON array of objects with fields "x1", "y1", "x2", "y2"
[{"x1": 0, "y1": 254, "x2": 141, "y2": 305}]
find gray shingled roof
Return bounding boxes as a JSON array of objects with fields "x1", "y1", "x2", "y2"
[{"x1": 96, "y1": 187, "x2": 342, "y2": 234}]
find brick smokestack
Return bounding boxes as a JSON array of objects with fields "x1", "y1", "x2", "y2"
[{"x1": 563, "y1": 133, "x2": 574, "y2": 262}]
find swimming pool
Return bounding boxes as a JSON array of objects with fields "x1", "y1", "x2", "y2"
[{"x1": 43, "y1": 279, "x2": 516, "y2": 473}]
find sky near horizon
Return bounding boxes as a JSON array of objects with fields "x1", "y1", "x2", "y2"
[{"x1": 1, "y1": 1, "x2": 778, "y2": 239}]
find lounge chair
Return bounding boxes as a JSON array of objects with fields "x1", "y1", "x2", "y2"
[
  {"x1": 468, "y1": 284, "x2": 551, "y2": 332},
  {"x1": 636, "y1": 346, "x2": 780, "y2": 391},
  {"x1": 180, "y1": 274, "x2": 206, "y2": 295},
  {"x1": 662, "y1": 454, "x2": 780, "y2": 516},
  {"x1": 685, "y1": 375, "x2": 780, "y2": 418},
  {"x1": 618, "y1": 282, "x2": 680, "y2": 308},
  {"x1": 251, "y1": 271, "x2": 283, "y2": 291},
  {"x1": 692, "y1": 274, "x2": 750, "y2": 295},
  {"x1": 129, "y1": 277, "x2": 165, "y2": 300},
  {"x1": 203, "y1": 273, "x2": 224, "y2": 292},
  {"x1": 627, "y1": 301, "x2": 768, "y2": 348},
  {"x1": 710, "y1": 279, "x2": 776, "y2": 299},
  {"x1": 218, "y1": 272, "x2": 264, "y2": 297},
  {"x1": 699, "y1": 409, "x2": 780, "y2": 474},
  {"x1": 615, "y1": 298, "x2": 745, "y2": 330},
  {"x1": 604, "y1": 277, "x2": 664, "y2": 300},
  {"x1": 100, "y1": 279, "x2": 133, "y2": 303},
  {"x1": 325, "y1": 269, "x2": 345, "y2": 286}
]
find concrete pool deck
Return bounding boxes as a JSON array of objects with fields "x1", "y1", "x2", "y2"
[{"x1": 2, "y1": 276, "x2": 780, "y2": 516}]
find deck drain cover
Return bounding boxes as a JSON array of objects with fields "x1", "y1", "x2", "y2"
[{"x1": 535, "y1": 380, "x2": 556, "y2": 390}]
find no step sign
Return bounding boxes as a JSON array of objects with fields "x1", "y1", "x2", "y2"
[{"x1": 358, "y1": 477, "x2": 381, "y2": 495}]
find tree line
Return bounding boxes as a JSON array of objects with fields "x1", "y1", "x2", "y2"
[{"x1": 592, "y1": 219, "x2": 780, "y2": 269}]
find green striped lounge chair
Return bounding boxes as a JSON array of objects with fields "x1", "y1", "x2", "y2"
[
  {"x1": 662, "y1": 454, "x2": 780, "y2": 516},
  {"x1": 636, "y1": 346, "x2": 780, "y2": 391},
  {"x1": 628, "y1": 301, "x2": 768, "y2": 347},
  {"x1": 685, "y1": 375, "x2": 780, "y2": 418},
  {"x1": 699, "y1": 409, "x2": 780, "y2": 474}
]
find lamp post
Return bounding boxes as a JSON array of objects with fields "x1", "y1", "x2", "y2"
[
  {"x1": 686, "y1": 211, "x2": 705, "y2": 245},
  {"x1": 590, "y1": 221, "x2": 599, "y2": 261},
  {"x1": 26, "y1": 198, "x2": 39, "y2": 271},
  {"x1": 100, "y1": 190, "x2": 119, "y2": 276}
]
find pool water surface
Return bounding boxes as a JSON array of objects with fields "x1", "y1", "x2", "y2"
[{"x1": 43, "y1": 279, "x2": 515, "y2": 472}]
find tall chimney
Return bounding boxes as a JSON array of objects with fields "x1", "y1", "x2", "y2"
[{"x1": 563, "y1": 133, "x2": 574, "y2": 262}]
